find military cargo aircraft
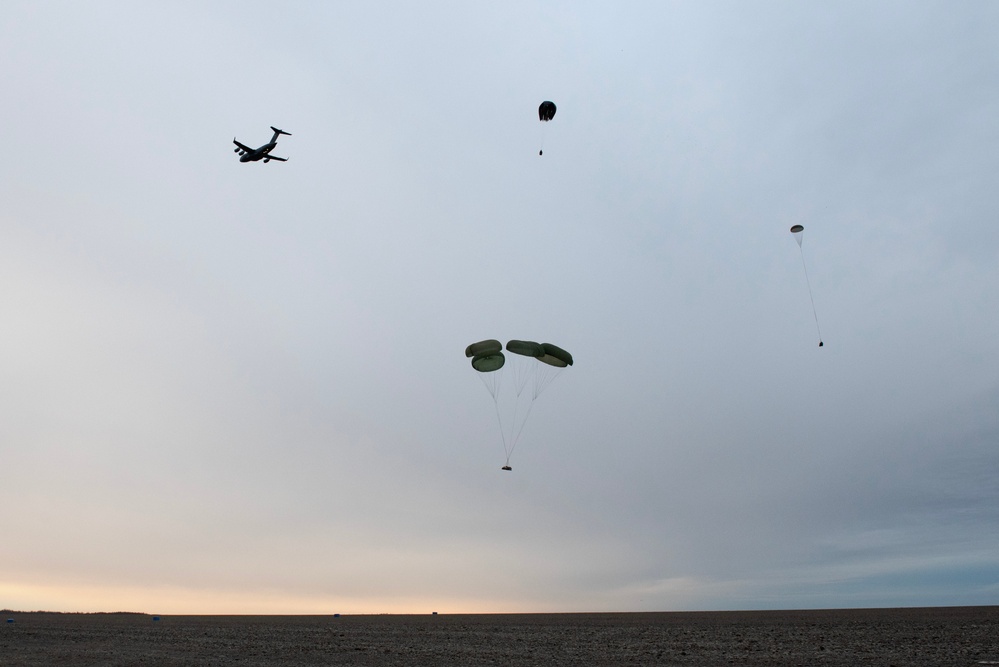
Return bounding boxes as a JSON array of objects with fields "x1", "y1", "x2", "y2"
[{"x1": 233, "y1": 126, "x2": 291, "y2": 163}]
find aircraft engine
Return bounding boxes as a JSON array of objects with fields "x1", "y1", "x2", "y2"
[
  {"x1": 264, "y1": 158, "x2": 270, "y2": 163},
  {"x1": 234, "y1": 148, "x2": 239, "y2": 153}
]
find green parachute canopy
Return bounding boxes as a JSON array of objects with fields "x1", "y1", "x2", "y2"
[
  {"x1": 466, "y1": 338, "x2": 573, "y2": 470},
  {"x1": 465, "y1": 339, "x2": 502, "y2": 358},
  {"x1": 538, "y1": 342, "x2": 573, "y2": 368},
  {"x1": 505, "y1": 339, "x2": 544, "y2": 358},
  {"x1": 471, "y1": 352, "x2": 505, "y2": 373}
]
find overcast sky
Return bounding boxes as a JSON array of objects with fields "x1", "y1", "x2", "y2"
[{"x1": 1, "y1": 1, "x2": 998, "y2": 614}]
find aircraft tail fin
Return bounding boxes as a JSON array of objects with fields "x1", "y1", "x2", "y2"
[{"x1": 270, "y1": 126, "x2": 291, "y2": 136}]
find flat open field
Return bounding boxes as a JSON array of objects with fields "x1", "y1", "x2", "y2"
[{"x1": 2, "y1": 606, "x2": 998, "y2": 666}]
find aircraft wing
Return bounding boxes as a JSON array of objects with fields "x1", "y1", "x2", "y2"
[{"x1": 233, "y1": 139, "x2": 253, "y2": 152}]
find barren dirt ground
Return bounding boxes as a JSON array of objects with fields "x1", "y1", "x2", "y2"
[{"x1": 2, "y1": 606, "x2": 998, "y2": 666}]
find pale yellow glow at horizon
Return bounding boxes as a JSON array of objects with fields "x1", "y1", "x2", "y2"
[{"x1": 0, "y1": 581, "x2": 536, "y2": 615}]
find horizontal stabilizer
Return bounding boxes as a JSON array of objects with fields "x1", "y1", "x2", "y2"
[{"x1": 270, "y1": 126, "x2": 291, "y2": 136}]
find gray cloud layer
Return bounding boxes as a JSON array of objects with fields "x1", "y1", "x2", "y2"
[{"x1": 1, "y1": 1, "x2": 996, "y2": 612}]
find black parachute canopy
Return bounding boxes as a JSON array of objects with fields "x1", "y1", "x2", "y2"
[{"x1": 538, "y1": 101, "x2": 556, "y2": 122}]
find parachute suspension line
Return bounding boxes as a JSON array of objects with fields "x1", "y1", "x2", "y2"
[
  {"x1": 507, "y1": 363, "x2": 561, "y2": 464},
  {"x1": 476, "y1": 371, "x2": 510, "y2": 457},
  {"x1": 492, "y1": 397, "x2": 512, "y2": 463},
  {"x1": 477, "y1": 369, "x2": 500, "y2": 401},
  {"x1": 493, "y1": 401, "x2": 511, "y2": 465},
  {"x1": 512, "y1": 357, "x2": 534, "y2": 397},
  {"x1": 507, "y1": 386, "x2": 522, "y2": 459},
  {"x1": 506, "y1": 397, "x2": 538, "y2": 464},
  {"x1": 503, "y1": 358, "x2": 527, "y2": 462},
  {"x1": 797, "y1": 246, "x2": 824, "y2": 347},
  {"x1": 534, "y1": 365, "x2": 563, "y2": 400},
  {"x1": 506, "y1": 360, "x2": 538, "y2": 463}
]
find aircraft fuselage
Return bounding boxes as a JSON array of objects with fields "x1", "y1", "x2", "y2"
[
  {"x1": 233, "y1": 126, "x2": 291, "y2": 163},
  {"x1": 239, "y1": 143, "x2": 276, "y2": 162}
]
